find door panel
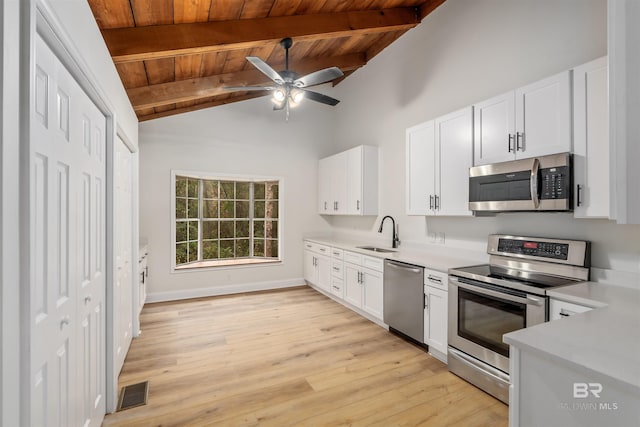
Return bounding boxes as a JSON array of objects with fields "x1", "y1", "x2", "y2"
[
  {"x1": 32, "y1": 34, "x2": 106, "y2": 427},
  {"x1": 473, "y1": 91, "x2": 515, "y2": 165},
  {"x1": 406, "y1": 121, "x2": 435, "y2": 215}
]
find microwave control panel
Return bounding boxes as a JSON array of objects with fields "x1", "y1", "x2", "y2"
[
  {"x1": 497, "y1": 238, "x2": 569, "y2": 260},
  {"x1": 540, "y1": 166, "x2": 569, "y2": 200}
]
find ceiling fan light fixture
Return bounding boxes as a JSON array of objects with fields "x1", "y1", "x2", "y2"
[
  {"x1": 273, "y1": 89, "x2": 286, "y2": 102},
  {"x1": 291, "y1": 89, "x2": 305, "y2": 104}
]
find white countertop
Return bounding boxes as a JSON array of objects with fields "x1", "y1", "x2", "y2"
[
  {"x1": 504, "y1": 281, "x2": 640, "y2": 392},
  {"x1": 303, "y1": 236, "x2": 487, "y2": 272}
]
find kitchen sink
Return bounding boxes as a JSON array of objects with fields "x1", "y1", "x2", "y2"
[{"x1": 356, "y1": 246, "x2": 397, "y2": 253}]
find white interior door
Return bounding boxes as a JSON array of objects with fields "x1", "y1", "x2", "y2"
[
  {"x1": 31, "y1": 34, "x2": 106, "y2": 427},
  {"x1": 114, "y1": 137, "x2": 133, "y2": 374}
]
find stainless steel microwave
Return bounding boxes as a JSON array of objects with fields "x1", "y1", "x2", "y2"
[{"x1": 469, "y1": 152, "x2": 572, "y2": 212}]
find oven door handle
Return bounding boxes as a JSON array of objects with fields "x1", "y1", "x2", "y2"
[{"x1": 450, "y1": 277, "x2": 544, "y2": 306}]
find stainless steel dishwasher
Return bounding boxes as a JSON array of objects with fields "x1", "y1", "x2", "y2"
[{"x1": 383, "y1": 260, "x2": 424, "y2": 343}]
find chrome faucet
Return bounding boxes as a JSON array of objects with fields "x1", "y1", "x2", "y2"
[{"x1": 378, "y1": 215, "x2": 400, "y2": 248}]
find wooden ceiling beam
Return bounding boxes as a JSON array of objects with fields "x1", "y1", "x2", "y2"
[
  {"x1": 129, "y1": 53, "x2": 367, "y2": 111},
  {"x1": 103, "y1": 8, "x2": 419, "y2": 63}
]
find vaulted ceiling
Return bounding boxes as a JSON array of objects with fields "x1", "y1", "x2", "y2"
[{"x1": 87, "y1": 0, "x2": 446, "y2": 122}]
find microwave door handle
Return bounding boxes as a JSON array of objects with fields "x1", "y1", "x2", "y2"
[{"x1": 530, "y1": 158, "x2": 540, "y2": 208}]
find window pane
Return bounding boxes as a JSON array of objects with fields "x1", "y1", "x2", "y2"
[
  {"x1": 266, "y1": 201, "x2": 278, "y2": 218},
  {"x1": 176, "y1": 243, "x2": 188, "y2": 264},
  {"x1": 202, "y1": 241, "x2": 218, "y2": 259},
  {"x1": 203, "y1": 200, "x2": 218, "y2": 218},
  {"x1": 266, "y1": 182, "x2": 278, "y2": 199},
  {"x1": 188, "y1": 241, "x2": 198, "y2": 261},
  {"x1": 254, "y1": 201, "x2": 265, "y2": 218},
  {"x1": 236, "y1": 220, "x2": 249, "y2": 238},
  {"x1": 254, "y1": 220, "x2": 264, "y2": 238},
  {"x1": 253, "y1": 240, "x2": 264, "y2": 257},
  {"x1": 188, "y1": 221, "x2": 199, "y2": 241},
  {"x1": 176, "y1": 176, "x2": 187, "y2": 197},
  {"x1": 187, "y1": 179, "x2": 199, "y2": 198},
  {"x1": 202, "y1": 220, "x2": 218, "y2": 239},
  {"x1": 203, "y1": 180, "x2": 218, "y2": 199},
  {"x1": 220, "y1": 200, "x2": 234, "y2": 218},
  {"x1": 176, "y1": 222, "x2": 187, "y2": 242},
  {"x1": 220, "y1": 181, "x2": 234, "y2": 199},
  {"x1": 236, "y1": 182, "x2": 250, "y2": 199},
  {"x1": 254, "y1": 183, "x2": 265, "y2": 199},
  {"x1": 176, "y1": 198, "x2": 186, "y2": 219},
  {"x1": 236, "y1": 201, "x2": 249, "y2": 218},
  {"x1": 220, "y1": 221, "x2": 234, "y2": 239},
  {"x1": 220, "y1": 240, "x2": 234, "y2": 258},
  {"x1": 236, "y1": 239, "x2": 250, "y2": 257},
  {"x1": 265, "y1": 220, "x2": 278, "y2": 238},
  {"x1": 265, "y1": 239, "x2": 278, "y2": 258},
  {"x1": 187, "y1": 199, "x2": 199, "y2": 218}
]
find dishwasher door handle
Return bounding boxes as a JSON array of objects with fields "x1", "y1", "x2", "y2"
[{"x1": 385, "y1": 261, "x2": 422, "y2": 274}]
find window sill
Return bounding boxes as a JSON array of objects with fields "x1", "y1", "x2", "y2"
[{"x1": 174, "y1": 258, "x2": 281, "y2": 271}]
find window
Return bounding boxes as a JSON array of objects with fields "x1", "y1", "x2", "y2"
[{"x1": 173, "y1": 173, "x2": 280, "y2": 269}]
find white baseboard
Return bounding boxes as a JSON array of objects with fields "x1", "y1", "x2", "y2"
[{"x1": 145, "y1": 277, "x2": 306, "y2": 303}]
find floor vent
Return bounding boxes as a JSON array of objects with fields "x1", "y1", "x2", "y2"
[{"x1": 117, "y1": 381, "x2": 149, "y2": 412}]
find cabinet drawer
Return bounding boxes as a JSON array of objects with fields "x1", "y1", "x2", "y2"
[
  {"x1": 549, "y1": 298, "x2": 593, "y2": 321},
  {"x1": 331, "y1": 248, "x2": 344, "y2": 259},
  {"x1": 344, "y1": 251, "x2": 362, "y2": 265},
  {"x1": 424, "y1": 268, "x2": 448, "y2": 291},
  {"x1": 331, "y1": 261, "x2": 344, "y2": 278},
  {"x1": 304, "y1": 241, "x2": 330, "y2": 255},
  {"x1": 331, "y1": 278, "x2": 344, "y2": 298},
  {"x1": 362, "y1": 255, "x2": 384, "y2": 272}
]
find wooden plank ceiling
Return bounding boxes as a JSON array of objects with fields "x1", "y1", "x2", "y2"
[{"x1": 88, "y1": 0, "x2": 446, "y2": 122}]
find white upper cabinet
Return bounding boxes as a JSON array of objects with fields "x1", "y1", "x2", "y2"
[
  {"x1": 474, "y1": 70, "x2": 572, "y2": 165},
  {"x1": 406, "y1": 106, "x2": 473, "y2": 216},
  {"x1": 573, "y1": 56, "x2": 610, "y2": 219},
  {"x1": 318, "y1": 145, "x2": 378, "y2": 216},
  {"x1": 406, "y1": 121, "x2": 436, "y2": 215}
]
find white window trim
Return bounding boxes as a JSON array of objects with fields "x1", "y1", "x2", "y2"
[{"x1": 170, "y1": 169, "x2": 284, "y2": 273}]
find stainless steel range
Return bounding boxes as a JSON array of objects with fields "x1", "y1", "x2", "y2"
[{"x1": 447, "y1": 234, "x2": 591, "y2": 404}]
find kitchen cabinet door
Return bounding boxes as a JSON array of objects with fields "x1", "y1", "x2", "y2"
[
  {"x1": 573, "y1": 57, "x2": 610, "y2": 219},
  {"x1": 344, "y1": 263, "x2": 363, "y2": 308},
  {"x1": 435, "y1": 106, "x2": 473, "y2": 216},
  {"x1": 362, "y1": 267, "x2": 383, "y2": 320},
  {"x1": 345, "y1": 145, "x2": 379, "y2": 215},
  {"x1": 317, "y1": 157, "x2": 331, "y2": 214},
  {"x1": 515, "y1": 70, "x2": 571, "y2": 159},
  {"x1": 330, "y1": 152, "x2": 348, "y2": 214},
  {"x1": 406, "y1": 120, "x2": 436, "y2": 215},
  {"x1": 474, "y1": 91, "x2": 516, "y2": 166},
  {"x1": 425, "y1": 286, "x2": 448, "y2": 359},
  {"x1": 303, "y1": 249, "x2": 318, "y2": 284},
  {"x1": 316, "y1": 254, "x2": 331, "y2": 292}
]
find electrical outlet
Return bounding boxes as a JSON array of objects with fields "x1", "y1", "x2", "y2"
[
  {"x1": 428, "y1": 232, "x2": 437, "y2": 243},
  {"x1": 436, "y1": 232, "x2": 445, "y2": 244}
]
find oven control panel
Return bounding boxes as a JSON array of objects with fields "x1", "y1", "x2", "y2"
[{"x1": 497, "y1": 238, "x2": 569, "y2": 260}]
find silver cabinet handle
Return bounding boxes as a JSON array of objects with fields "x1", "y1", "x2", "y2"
[
  {"x1": 516, "y1": 131, "x2": 523, "y2": 151},
  {"x1": 427, "y1": 275, "x2": 442, "y2": 284},
  {"x1": 333, "y1": 266, "x2": 340, "y2": 271},
  {"x1": 435, "y1": 195, "x2": 440, "y2": 210},
  {"x1": 60, "y1": 316, "x2": 70, "y2": 329},
  {"x1": 508, "y1": 133, "x2": 514, "y2": 152},
  {"x1": 324, "y1": 201, "x2": 327, "y2": 211},
  {"x1": 576, "y1": 184, "x2": 582, "y2": 207},
  {"x1": 356, "y1": 200, "x2": 360, "y2": 211},
  {"x1": 84, "y1": 296, "x2": 92, "y2": 304},
  {"x1": 429, "y1": 195, "x2": 434, "y2": 210}
]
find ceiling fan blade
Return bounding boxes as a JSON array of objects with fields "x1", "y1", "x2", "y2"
[
  {"x1": 301, "y1": 89, "x2": 340, "y2": 106},
  {"x1": 223, "y1": 86, "x2": 275, "y2": 92},
  {"x1": 247, "y1": 57, "x2": 284, "y2": 84},
  {"x1": 294, "y1": 67, "x2": 344, "y2": 88}
]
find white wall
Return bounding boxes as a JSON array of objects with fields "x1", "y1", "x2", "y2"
[
  {"x1": 139, "y1": 99, "x2": 334, "y2": 298},
  {"x1": 327, "y1": 0, "x2": 640, "y2": 276}
]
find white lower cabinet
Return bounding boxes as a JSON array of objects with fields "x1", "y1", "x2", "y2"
[
  {"x1": 549, "y1": 298, "x2": 593, "y2": 321},
  {"x1": 303, "y1": 242, "x2": 331, "y2": 292},
  {"x1": 423, "y1": 269, "x2": 448, "y2": 363}
]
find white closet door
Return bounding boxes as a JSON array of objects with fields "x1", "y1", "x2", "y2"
[
  {"x1": 114, "y1": 137, "x2": 133, "y2": 374},
  {"x1": 31, "y1": 34, "x2": 106, "y2": 427}
]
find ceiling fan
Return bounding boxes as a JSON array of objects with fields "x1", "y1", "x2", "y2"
[{"x1": 224, "y1": 37, "x2": 343, "y2": 120}]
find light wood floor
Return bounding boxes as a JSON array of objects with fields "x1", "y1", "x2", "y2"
[{"x1": 103, "y1": 286, "x2": 508, "y2": 426}]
